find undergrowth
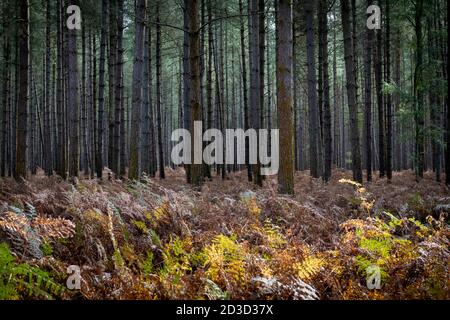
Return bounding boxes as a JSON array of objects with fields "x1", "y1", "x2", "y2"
[{"x1": 0, "y1": 169, "x2": 448, "y2": 300}]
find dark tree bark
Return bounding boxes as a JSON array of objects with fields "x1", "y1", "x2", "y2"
[
  {"x1": 15, "y1": 0, "x2": 30, "y2": 180},
  {"x1": 186, "y1": 0, "x2": 203, "y2": 186},
  {"x1": 374, "y1": 27, "x2": 385, "y2": 178},
  {"x1": 156, "y1": 0, "x2": 165, "y2": 179},
  {"x1": 319, "y1": 0, "x2": 332, "y2": 182},
  {"x1": 204, "y1": 0, "x2": 214, "y2": 180},
  {"x1": 116, "y1": 0, "x2": 125, "y2": 177},
  {"x1": 414, "y1": 0, "x2": 425, "y2": 180},
  {"x1": 304, "y1": 0, "x2": 321, "y2": 178},
  {"x1": 129, "y1": 0, "x2": 146, "y2": 180},
  {"x1": 96, "y1": 0, "x2": 108, "y2": 179},
  {"x1": 43, "y1": 0, "x2": 52, "y2": 175},
  {"x1": 277, "y1": 0, "x2": 294, "y2": 194},
  {"x1": 1, "y1": 2, "x2": 11, "y2": 177},
  {"x1": 56, "y1": 0, "x2": 66, "y2": 178},
  {"x1": 364, "y1": 0, "x2": 374, "y2": 182},
  {"x1": 249, "y1": 0, "x2": 262, "y2": 186},
  {"x1": 385, "y1": 0, "x2": 393, "y2": 181},
  {"x1": 142, "y1": 19, "x2": 151, "y2": 175},
  {"x1": 340, "y1": 0, "x2": 363, "y2": 183},
  {"x1": 108, "y1": 0, "x2": 117, "y2": 173},
  {"x1": 239, "y1": 0, "x2": 252, "y2": 182},
  {"x1": 67, "y1": 0, "x2": 80, "y2": 179},
  {"x1": 183, "y1": 1, "x2": 191, "y2": 182}
]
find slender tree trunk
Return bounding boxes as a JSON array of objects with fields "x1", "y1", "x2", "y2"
[
  {"x1": 1, "y1": 3, "x2": 11, "y2": 177},
  {"x1": 277, "y1": 0, "x2": 294, "y2": 194},
  {"x1": 15, "y1": 0, "x2": 30, "y2": 180},
  {"x1": 56, "y1": 0, "x2": 66, "y2": 178},
  {"x1": 239, "y1": 0, "x2": 252, "y2": 181},
  {"x1": 183, "y1": 1, "x2": 191, "y2": 182},
  {"x1": 374, "y1": 27, "x2": 385, "y2": 177},
  {"x1": 414, "y1": 0, "x2": 424, "y2": 180},
  {"x1": 156, "y1": 0, "x2": 165, "y2": 179},
  {"x1": 186, "y1": 0, "x2": 203, "y2": 186},
  {"x1": 96, "y1": 0, "x2": 108, "y2": 179},
  {"x1": 249, "y1": 0, "x2": 262, "y2": 186},
  {"x1": 319, "y1": 0, "x2": 332, "y2": 182},
  {"x1": 385, "y1": 0, "x2": 393, "y2": 181},
  {"x1": 340, "y1": 0, "x2": 363, "y2": 183},
  {"x1": 108, "y1": 0, "x2": 117, "y2": 173},
  {"x1": 364, "y1": 0, "x2": 374, "y2": 182},
  {"x1": 129, "y1": 0, "x2": 146, "y2": 180},
  {"x1": 304, "y1": 0, "x2": 321, "y2": 178},
  {"x1": 142, "y1": 21, "x2": 151, "y2": 175},
  {"x1": 116, "y1": 0, "x2": 126, "y2": 177},
  {"x1": 67, "y1": 0, "x2": 80, "y2": 179}
]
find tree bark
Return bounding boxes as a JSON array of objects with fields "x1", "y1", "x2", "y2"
[
  {"x1": 340, "y1": 0, "x2": 363, "y2": 183},
  {"x1": 129, "y1": 0, "x2": 146, "y2": 180},
  {"x1": 277, "y1": 0, "x2": 294, "y2": 194}
]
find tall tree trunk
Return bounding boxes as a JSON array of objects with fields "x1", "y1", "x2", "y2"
[
  {"x1": 385, "y1": 0, "x2": 393, "y2": 181},
  {"x1": 374, "y1": 27, "x2": 385, "y2": 177},
  {"x1": 129, "y1": 0, "x2": 146, "y2": 180},
  {"x1": 43, "y1": 0, "x2": 52, "y2": 175},
  {"x1": 340, "y1": 0, "x2": 363, "y2": 183},
  {"x1": 15, "y1": 0, "x2": 30, "y2": 180},
  {"x1": 414, "y1": 0, "x2": 424, "y2": 180},
  {"x1": 304, "y1": 0, "x2": 321, "y2": 178},
  {"x1": 1, "y1": 2, "x2": 11, "y2": 177},
  {"x1": 56, "y1": 0, "x2": 66, "y2": 178},
  {"x1": 249, "y1": 0, "x2": 262, "y2": 186},
  {"x1": 277, "y1": 0, "x2": 294, "y2": 194},
  {"x1": 67, "y1": 0, "x2": 80, "y2": 179},
  {"x1": 319, "y1": 0, "x2": 332, "y2": 182},
  {"x1": 364, "y1": 0, "x2": 374, "y2": 181},
  {"x1": 108, "y1": 0, "x2": 117, "y2": 173},
  {"x1": 239, "y1": 0, "x2": 252, "y2": 182},
  {"x1": 183, "y1": 1, "x2": 191, "y2": 182},
  {"x1": 81, "y1": 27, "x2": 88, "y2": 175},
  {"x1": 204, "y1": 0, "x2": 214, "y2": 180},
  {"x1": 187, "y1": 0, "x2": 203, "y2": 186},
  {"x1": 96, "y1": 0, "x2": 108, "y2": 179},
  {"x1": 115, "y1": 0, "x2": 125, "y2": 177},
  {"x1": 156, "y1": 0, "x2": 165, "y2": 179},
  {"x1": 142, "y1": 20, "x2": 151, "y2": 175}
]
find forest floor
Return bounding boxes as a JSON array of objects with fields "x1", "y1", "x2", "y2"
[{"x1": 0, "y1": 169, "x2": 448, "y2": 300}]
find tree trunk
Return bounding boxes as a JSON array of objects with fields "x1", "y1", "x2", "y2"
[
  {"x1": 239, "y1": 0, "x2": 252, "y2": 182},
  {"x1": 385, "y1": 0, "x2": 393, "y2": 181},
  {"x1": 249, "y1": 0, "x2": 262, "y2": 186},
  {"x1": 277, "y1": 0, "x2": 294, "y2": 194},
  {"x1": 108, "y1": 0, "x2": 117, "y2": 173},
  {"x1": 319, "y1": 0, "x2": 332, "y2": 182},
  {"x1": 156, "y1": 0, "x2": 165, "y2": 179},
  {"x1": 304, "y1": 0, "x2": 321, "y2": 178},
  {"x1": 115, "y1": 0, "x2": 125, "y2": 177},
  {"x1": 414, "y1": 0, "x2": 424, "y2": 180},
  {"x1": 67, "y1": 0, "x2": 80, "y2": 179},
  {"x1": 186, "y1": 0, "x2": 203, "y2": 186},
  {"x1": 129, "y1": 0, "x2": 146, "y2": 180},
  {"x1": 96, "y1": 0, "x2": 108, "y2": 179},
  {"x1": 364, "y1": 0, "x2": 374, "y2": 181},
  {"x1": 340, "y1": 0, "x2": 363, "y2": 183}
]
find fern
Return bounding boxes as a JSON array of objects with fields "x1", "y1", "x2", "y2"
[
  {"x1": 0, "y1": 243, "x2": 64, "y2": 300},
  {"x1": 202, "y1": 235, "x2": 246, "y2": 286}
]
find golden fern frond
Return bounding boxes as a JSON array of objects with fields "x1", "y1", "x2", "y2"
[{"x1": 31, "y1": 216, "x2": 76, "y2": 239}]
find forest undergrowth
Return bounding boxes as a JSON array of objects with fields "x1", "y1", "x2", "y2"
[{"x1": 0, "y1": 169, "x2": 448, "y2": 300}]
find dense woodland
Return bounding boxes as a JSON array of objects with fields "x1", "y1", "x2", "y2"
[{"x1": 0, "y1": 0, "x2": 448, "y2": 300}]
